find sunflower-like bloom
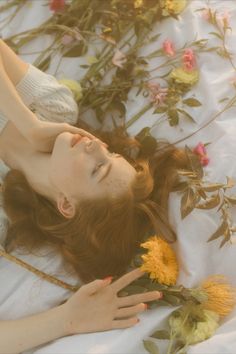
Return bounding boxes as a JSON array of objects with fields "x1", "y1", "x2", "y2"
[
  {"x1": 160, "y1": 0, "x2": 187, "y2": 17},
  {"x1": 169, "y1": 303, "x2": 219, "y2": 345},
  {"x1": 200, "y1": 275, "x2": 236, "y2": 317},
  {"x1": 140, "y1": 235, "x2": 178, "y2": 285}
]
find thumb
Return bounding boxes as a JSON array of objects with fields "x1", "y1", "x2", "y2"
[{"x1": 83, "y1": 277, "x2": 112, "y2": 295}]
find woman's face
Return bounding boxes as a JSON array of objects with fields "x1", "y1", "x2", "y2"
[{"x1": 49, "y1": 132, "x2": 136, "y2": 201}]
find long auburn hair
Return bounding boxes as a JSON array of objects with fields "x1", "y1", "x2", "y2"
[{"x1": 2, "y1": 120, "x2": 190, "y2": 283}]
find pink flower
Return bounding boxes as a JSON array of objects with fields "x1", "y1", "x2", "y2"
[
  {"x1": 200, "y1": 155, "x2": 210, "y2": 166},
  {"x1": 201, "y1": 8, "x2": 211, "y2": 21},
  {"x1": 182, "y1": 48, "x2": 196, "y2": 71},
  {"x1": 146, "y1": 82, "x2": 168, "y2": 107},
  {"x1": 162, "y1": 39, "x2": 176, "y2": 57},
  {"x1": 112, "y1": 49, "x2": 127, "y2": 68},
  {"x1": 49, "y1": 0, "x2": 66, "y2": 12},
  {"x1": 193, "y1": 142, "x2": 210, "y2": 167},
  {"x1": 193, "y1": 142, "x2": 206, "y2": 156}
]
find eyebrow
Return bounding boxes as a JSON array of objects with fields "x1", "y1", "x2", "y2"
[{"x1": 98, "y1": 162, "x2": 112, "y2": 183}]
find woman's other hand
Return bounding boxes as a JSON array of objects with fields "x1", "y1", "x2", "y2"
[
  {"x1": 61, "y1": 268, "x2": 162, "y2": 335},
  {"x1": 28, "y1": 120, "x2": 106, "y2": 153}
]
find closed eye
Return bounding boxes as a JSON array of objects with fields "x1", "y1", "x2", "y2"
[{"x1": 92, "y1": 153, "x2": 122, "y2": 176}]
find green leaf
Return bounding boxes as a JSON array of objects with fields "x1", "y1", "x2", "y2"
[
  {"x1": 209, "y1": 31, "x2": 224, "y2": 40},
  {"x1": 182, "y1": 98, "x2": 202, "y2": 107},
  {"x1": 177, "y1": 109, "x2": 196, "y2": 123},
  {"x1": 143, "y1": 340, "x2": 159, "y2": 354},
  {"x1": 153, "y1": 106, "x2": 167, "y2": 114},
  {"x1": 168, "y1": 109, "x2": 179, "y2": 126},
  {"x1": 151, "y1": 330, "x2": 170, "y2": 340}
]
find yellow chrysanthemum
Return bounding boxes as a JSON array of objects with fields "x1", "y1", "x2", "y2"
[
  {"x1": 140, "y1": 235, "x2": 178, "y2": 285},
  {"x1": 169, "y1": 67, "x2": 199, "y2": 86},
  {"x1": 160, "y1": 0, "x2": 187, "y2": 17},
  {"x1": 58, "y1": 79, "x2": 83, "y2": 101},
  {"x1": 200, "y1": 275, "x2": 236, "y2": 317}
]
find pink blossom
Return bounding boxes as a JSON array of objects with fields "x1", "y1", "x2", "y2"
[
  {"x1": 49, "y1": 0, "x2": 65, "y2": 12},
  {"x1": 112, "y1": 49, "x2": 127, "y2": 68},
  {"x1": 146, "y1": 82, "x2": 168, "y2": 107},
  {"x1": 193, "y1": 142, "x2": 206, "y2": 156},
  {"x1": 193, "y1": 142, "x2": 209, "y2": 166},
  {"x1": 201, "y1": 8, "x2": 211, "y2": 21},
  {"x1": 182, "y1": 48, "x2": 196, "y2": 71},
  {"x1": 162, "y1": 39, "x2": 176, "y2": 57},
  {"x1": 200, "y1": 155, "x2": 210, "y2": 166}
]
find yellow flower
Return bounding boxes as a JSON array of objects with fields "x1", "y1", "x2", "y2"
[
  {"x1": 140, "y1": 235, "x2": 178, "y2": 285},
  {"x1": 160, "y1": 0, "x2": 187, "y2": 17},
  {"x1": 169, "y1": 67, "x2": 199, "y2": 86},
  {"x1": 134, "y1": 0, "x2": 143, "y2": 8},
  {"x1": 169, "y1": 304, "x2": 219, "y2": 345},
  {"x1": 200, "y1": 275, "x2": 236, "y2": 317},
  {"x1": 58, "y1": 79, "x2": 83, "y2": 101}
]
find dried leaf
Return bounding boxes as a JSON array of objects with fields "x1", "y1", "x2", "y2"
[
  {"x1": 182, "y1": 98, "x2": 202, "y2": 107},
  {"x1": 226, "y1": 196, "x2": 236, "y2": 205},
  {"x1": 224, "y1": 177, "x2": 235, "y2": 189},
  {"x1": 151, "y1": 330, "x2": 170, "y2": 340},
  {"x1": 168, "y1": 109, "x2": 179, "y2": 126},
  {"x1": 207, "y1": 221, "x2": 228, "y2": 242},
  {"x1": 185, "y1": 145, "x2": 203, "y2": 179},
  {"x1": 177, "y1": 108, "x2": 196, "y2": 123},
  {"x1": 181, "y1": 188, "x2": 199, "y2": 219},
  {"x1": 200, "y1": 183, "x2": 224, "y2": 192},
  {"x1": 220, "y1": 228, "x2": 231, "y2": 248},
  {"x1": 153, "y1": 106, "x2": 167, "y2": 114},
  {"x1": 143, "y1": 340, "x2": 159, "y2": 354},
  {"x1": 196, "y1": 193, "x2": 221, "y2": 209}
]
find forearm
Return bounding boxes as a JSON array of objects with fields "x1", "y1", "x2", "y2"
[
  {"x1": 0, "y1": 305, "x2": 69, "y2": 354},
  {"x1": 0, "y1": 55, "x2": 38, "y2": 138}
]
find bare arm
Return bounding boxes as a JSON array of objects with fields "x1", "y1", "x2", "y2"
[
  {"x1": 0, "y1": 47, "x2": 39, "y2": 139},
  {"x1": 0, "y1": 305, "x2": 67, "y2": 354}
]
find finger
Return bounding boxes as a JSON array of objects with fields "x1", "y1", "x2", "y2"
[
  {"x1": 111, "y1": 268, "x2": 145, "y2": 293},
  {"x1": 81, "y1": 277, "x2": 111, "y2": 295},
  {"x1": 115, "y1": 303, "x2": 146, "y2": 319},
  {"x1": 111, "y1": 317, "x2": 139, "y2": 329},
  {"x1": 117, "y1": 290, "x2": 162, "y2": 308}
]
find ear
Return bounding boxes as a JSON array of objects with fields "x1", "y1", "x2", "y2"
[{"x1": 57, "y1": 193, "x2": 76, "y2": 219}]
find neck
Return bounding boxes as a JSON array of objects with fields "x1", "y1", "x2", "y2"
[{"x1": 0, "y1": 121, "x2": 58, "y2": 204}]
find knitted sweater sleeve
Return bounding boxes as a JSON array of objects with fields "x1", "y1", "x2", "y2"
[{"x1": 0, "y1": 63, "x2": 79, "y2": 135}]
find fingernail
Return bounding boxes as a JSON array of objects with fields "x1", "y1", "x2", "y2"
[
  {"x1": 102, "y1": 276, "x2": 113, "y2": 283},
  {"x1": 158, "y1": 292, "x2": 163, "y2": 299},
  {"x1": 136, "y1": 318, "x2": 140, "y2": 323},
  {"x1": 144, "y1": 303, "x2": 148, "y2": 310}
]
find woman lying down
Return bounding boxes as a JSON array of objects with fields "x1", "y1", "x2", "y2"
[{"x1": 1, "y1": 39, "x2": 234, "y2": 354}]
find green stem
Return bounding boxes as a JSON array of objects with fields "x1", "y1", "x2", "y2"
[
  {"x1": 125, "y1": 102, "x2": 153, "y2": 129},
  {"x1": 173, "y1": 93, "x2": 236, "y2": 145}
]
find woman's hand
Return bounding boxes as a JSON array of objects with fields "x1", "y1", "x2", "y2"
[
  {"x1": 61, "y1": 268, "x2": 162, "y2": 335},
  {"x1": 27, "y1": 120, "x2": 106, "y2": 153}
]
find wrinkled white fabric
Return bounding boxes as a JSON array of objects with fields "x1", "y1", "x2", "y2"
[{"x1": 0, "y1": 0, "x2": 236, "y2": 353}]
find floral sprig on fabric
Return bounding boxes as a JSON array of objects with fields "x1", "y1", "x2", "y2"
[
  {"x1": 174, "y1": 146, "x2": 236, "y2": 247},
  {"x1": 145, "y1": 43, "x2": 201, "y2": 127},
  {"x1": 135, "y1": 235, "x2": 236, "y2": 354},
  {"x1": 197, "y1": 5, "x2": 236, "y2": 71}
]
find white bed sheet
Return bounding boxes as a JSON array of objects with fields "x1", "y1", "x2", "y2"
[{"x1": 1, "y1": 1, "x2": 236, "y2": 353}]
